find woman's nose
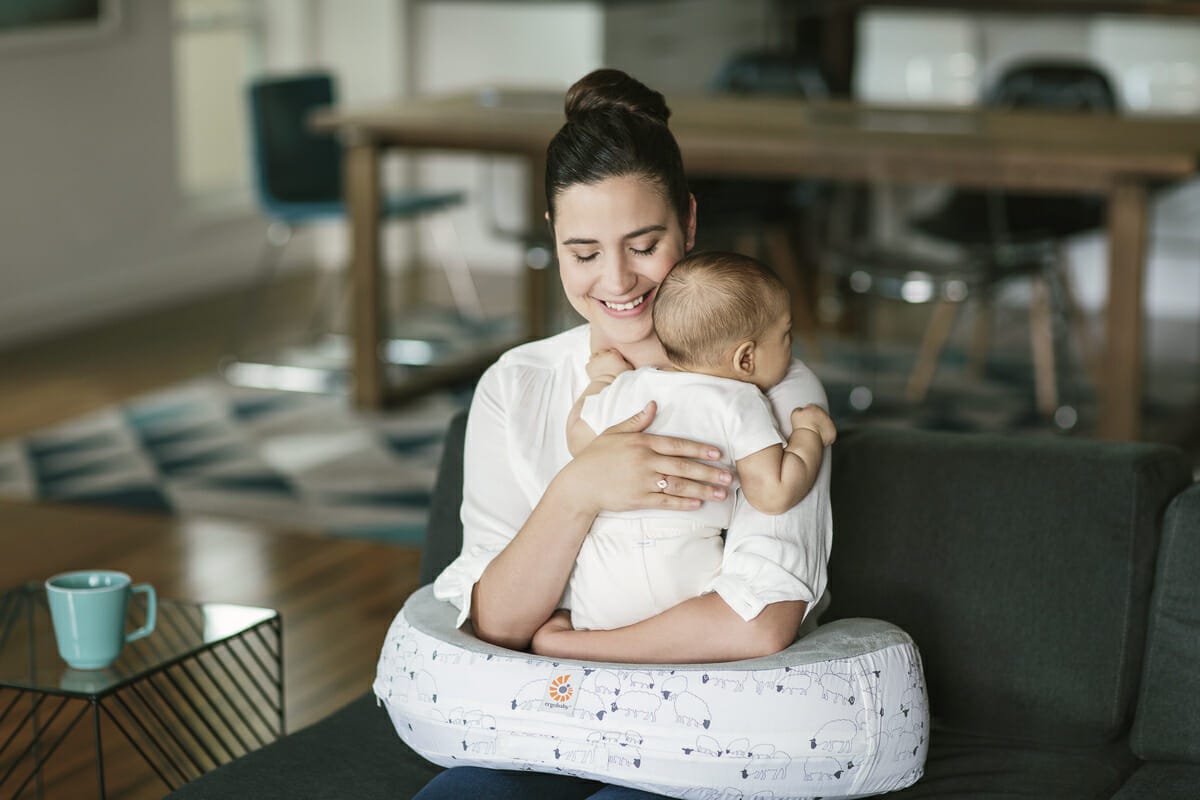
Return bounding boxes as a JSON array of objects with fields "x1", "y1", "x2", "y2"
[{"x1": 599, "y1": 254, "x2": 638, "y2": 296}]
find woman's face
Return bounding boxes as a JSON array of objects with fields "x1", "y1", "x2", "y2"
[{"x1": 552, "y1": 175, "x2": 695, "y2": 351}]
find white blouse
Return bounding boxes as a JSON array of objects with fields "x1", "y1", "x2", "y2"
[{"x1": 432, "y1": 324, "x2": 832, "y2": 629}]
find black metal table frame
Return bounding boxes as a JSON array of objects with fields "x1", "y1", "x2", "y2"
[{"x1": 0, "y1": 588, "x2": 284, "y2": 798}]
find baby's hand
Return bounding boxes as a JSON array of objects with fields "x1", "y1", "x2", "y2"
[
  {"x1": 587, "y1": 349, "x2": 632, "y2": 383},
  {"x1": 790, "y1": 405, "x2": 837, "y2": 447}
]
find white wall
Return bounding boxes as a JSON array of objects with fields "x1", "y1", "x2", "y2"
[
  {"x1": 0, "y1": 0, "x2": 435, "y2": 349},
  {"x1": 0, "y1": 0, "x2": 267, "y2": 348},
  {"x1": 412, "y1": 1, "x2": 604, "y2": 272}
]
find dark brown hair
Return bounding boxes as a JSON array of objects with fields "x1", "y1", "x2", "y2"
[
  {"x1": 545, "y1": 69, "x2": 690, "y2": 228},
  {"x1": 653, "y1": 251, "x2": 789, "y2": 369}
]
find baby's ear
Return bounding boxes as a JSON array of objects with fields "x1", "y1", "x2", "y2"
[{"x1": 732, "y1": 340, "x2": 756, "y2": 376}]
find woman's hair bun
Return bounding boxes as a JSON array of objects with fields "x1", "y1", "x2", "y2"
[{"x1": 564, "y1": 69, "x2": 670, "y2": 125}]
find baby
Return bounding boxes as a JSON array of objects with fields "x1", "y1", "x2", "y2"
[{"x1": 563, "y1": 251, "x2": 836, "y2": 631}]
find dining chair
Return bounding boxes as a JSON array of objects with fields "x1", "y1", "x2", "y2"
[
  {"x1": 831, "y1": 59, "x2": 1116, "y2": 428},
  {"x1": 224, "y1": 71, "x2": 481, "y2": 393},
  {"x1": 688, "y1": 50, "x2": 832, "y2": 360}
]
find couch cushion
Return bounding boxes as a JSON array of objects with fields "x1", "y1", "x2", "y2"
[
  {"x1": 1111, "y1": 762, "x2": 1200, "y2": 800},
  {"x1": 419, "y1": 410, "x2": 468, "y2": 586},
  {"x1": 1131, "y1": 483, "x2": 1200, "y2": 760},
  {"x1": 870, "y1": 727, "x2": 1135, "y2": 799},
  {"x1": 167, "y1": 692, "x2": 441, "y2": 799},
  {"x1": 826, "y1": 427, "x2": 1191, "y2": 745}
]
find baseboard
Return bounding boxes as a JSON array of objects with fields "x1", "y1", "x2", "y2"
[{"x1": 0, "y1": 216, "x2": 310, "y2": 350}]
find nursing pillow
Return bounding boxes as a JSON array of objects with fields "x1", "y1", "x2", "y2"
[{"x1": 375, "y1": 585, "x2": 928, "y2": 799}]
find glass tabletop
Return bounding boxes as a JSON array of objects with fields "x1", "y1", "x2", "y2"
[{"x1": 0, "y1": 583, "x2": 277, "y2": 698}]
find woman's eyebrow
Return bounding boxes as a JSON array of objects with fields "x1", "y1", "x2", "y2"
[
  {"x1": 560, "y1": 225, "x2": 667, "y2": 246},
  {"x1": 623, "y1": 225, "x2": 667, "y2": 240}
]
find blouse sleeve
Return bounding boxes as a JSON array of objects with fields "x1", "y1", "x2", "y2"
[
  {"x1": 431, "y1": 362, "x2": 535, "y2": 628},
  {"x1": 703, "y1": 360, "x2": 833, "y2": 623}
]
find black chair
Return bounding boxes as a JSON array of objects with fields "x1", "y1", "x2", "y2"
[
  {"x1": 689, "y1": 50, "x2": 832, "y2": 359},
  {"x1": 832, "y1": 59, "x2": 1116, "y2": 427},
  {"x1": 223, "y1": 72, "x2": 481, "y2": 394},
  {"x1": 912, "y1": 60, "x2": 1115, "y2": 247}
]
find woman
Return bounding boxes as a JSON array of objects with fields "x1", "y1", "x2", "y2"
[{"x1": 413, "y1": 68, "x2": 832, "y2": 800}]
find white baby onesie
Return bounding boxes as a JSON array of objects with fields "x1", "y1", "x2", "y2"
[{"x1": 571, "y1": 368, "x2": 785, "y2": 630}]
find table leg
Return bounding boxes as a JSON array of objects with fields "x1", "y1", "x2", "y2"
[
  {"x1": 1100, "y1": 180, "x2": 1148, "y2": 441},
  {"x1": 346, "y1": 142, "x2": 384, "y2": 410},
  {"x1": 93, "y1": 702, "x2": 106, "y2": 799}
]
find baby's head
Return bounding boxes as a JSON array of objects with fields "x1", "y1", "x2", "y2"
[{"x1": 653, "y1": 251, "x2": 793, "y2": 391}]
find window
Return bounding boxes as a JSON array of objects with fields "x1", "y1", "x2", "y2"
[{"x1": 172, "y1": 0, "x2": 265, "y2": 206}]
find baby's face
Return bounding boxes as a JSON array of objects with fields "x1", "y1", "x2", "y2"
[{"x1": 749, "y1": 314, "x2": 794, "y2": 391}]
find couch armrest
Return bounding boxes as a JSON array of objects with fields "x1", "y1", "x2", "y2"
[
  {"x1": 419, "y1": 410, "x2": 467, "y2": 586},
  {"x1": 1131, "y1": 483, "x2": 1200, "y2": 760}
]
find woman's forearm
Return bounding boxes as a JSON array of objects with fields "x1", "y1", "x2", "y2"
[
  {"x1": 470, "y1": 402, "x2": 732, "y2": 652},
  {"x1": 471, "y1": 468, "x2": 596, "y2": 650},
  {"x1": 533, "y1": 593, "x2": 807, "y2": 664}
]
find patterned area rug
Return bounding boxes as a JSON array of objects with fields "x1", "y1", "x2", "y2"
[
  {"x1": 2, "y1": 339, "x2": 1192, "y2": 544},
  {"x1": 0, "y1": 379, "x2": 470, "y2": 546}
]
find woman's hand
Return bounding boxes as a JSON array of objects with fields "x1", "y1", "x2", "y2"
[
  {"x1": 558, "y1": 401, "x2": 734, "y2": 516},
  {"x1": 530, "y1": 609, "x2": 575, "y2": 656}
]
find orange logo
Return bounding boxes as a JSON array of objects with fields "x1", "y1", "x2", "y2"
[{"x1": 548, "y1": 674, "x2": 574, "y2": 702}]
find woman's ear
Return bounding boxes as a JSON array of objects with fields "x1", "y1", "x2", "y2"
[
  {"x1": 685, "y1": 194, "x2": 697, "y2": 252},
  {"x1": 732, "y1": 340, "x2": 756, "y2": 377}
]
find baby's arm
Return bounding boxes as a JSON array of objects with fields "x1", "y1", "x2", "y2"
[
  {"x1": 736, "y1": 405, "x2": 836, "y2": 515},
  {"x1": 566, "y1": 349, "x2": 633, "y2": 456}
]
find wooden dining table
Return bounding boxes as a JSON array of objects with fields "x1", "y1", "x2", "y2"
[{"x1": 313, "y1": 89, "x2": 1200, "y2": 441}]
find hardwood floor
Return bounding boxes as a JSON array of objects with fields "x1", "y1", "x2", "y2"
[
  {"x1": 0, "y1": 273, "x2": 467, "y2": 797},
  {"x1": 0, "y1": 274, "x2": 318, "y2": 439},
  {"x1": 0, "y1": 501, "x2": 422, "y2": 799}
]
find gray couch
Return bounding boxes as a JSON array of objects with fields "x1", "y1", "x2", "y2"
[{"x1": 170, "y1": 413, "x2": 1198, "y2": 799}]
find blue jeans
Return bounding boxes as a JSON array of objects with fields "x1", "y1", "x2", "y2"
[{"x1": 412, "y1": 766, "x2": 672, "y2": 799}]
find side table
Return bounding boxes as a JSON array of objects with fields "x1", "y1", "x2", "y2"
[{"x1": 0, "y1": 584, "x2": 283, "y2": 798}]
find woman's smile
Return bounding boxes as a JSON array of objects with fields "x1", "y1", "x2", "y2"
[{"x1": 595, "y1": 288, "x2": 653, "y2": 316}]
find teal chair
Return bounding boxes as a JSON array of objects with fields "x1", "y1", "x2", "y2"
[{"x1": 225, "y1": 72, "x2": 481, "y2": 393}]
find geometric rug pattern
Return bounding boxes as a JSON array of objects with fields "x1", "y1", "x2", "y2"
[
  {"x1": 0, "y1": 378, "x2": 470, "y2": 547},
  {"x1": 1, "y1": 341, "x2": 1191, "y2": 546}
]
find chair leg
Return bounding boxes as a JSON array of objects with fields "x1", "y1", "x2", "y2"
[
  {"x1": 225, "y1": 222, "x2": 291, "y2": 361},
  {"x1": 967, "y1": 291, "x2": 993, "y2": 380},
  {"x1": 1052, "y1": 250, "x2": 1099, "y2": 388},
  {"x1": 764, "y1": 226, "x2": 823, "y2": 362},
  {"x1": 906, "y1": 297, "x2": 960, "y2": 403},
  {"x1": 425, "y1": 213, "x2": 485, "y2": 322},
  {"x1": 1029, "y1": 275, "x2": 1059, "y2": 417},
  {"x1": 306, "y1": 263, "x2": 349, "y2": 342}
]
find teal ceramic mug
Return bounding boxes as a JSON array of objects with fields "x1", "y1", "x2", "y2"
[{"x1": 45, "y1": 570, "x2": 156, "y2": 670}]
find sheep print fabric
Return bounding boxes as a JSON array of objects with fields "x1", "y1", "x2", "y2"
[{"x1": 375, "y1": 587, "x2": 928, "y2": 798}]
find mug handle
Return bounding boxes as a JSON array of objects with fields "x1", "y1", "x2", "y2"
[{"x1": 126, "y1": 584, "x2": 157, "y2": 643}]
